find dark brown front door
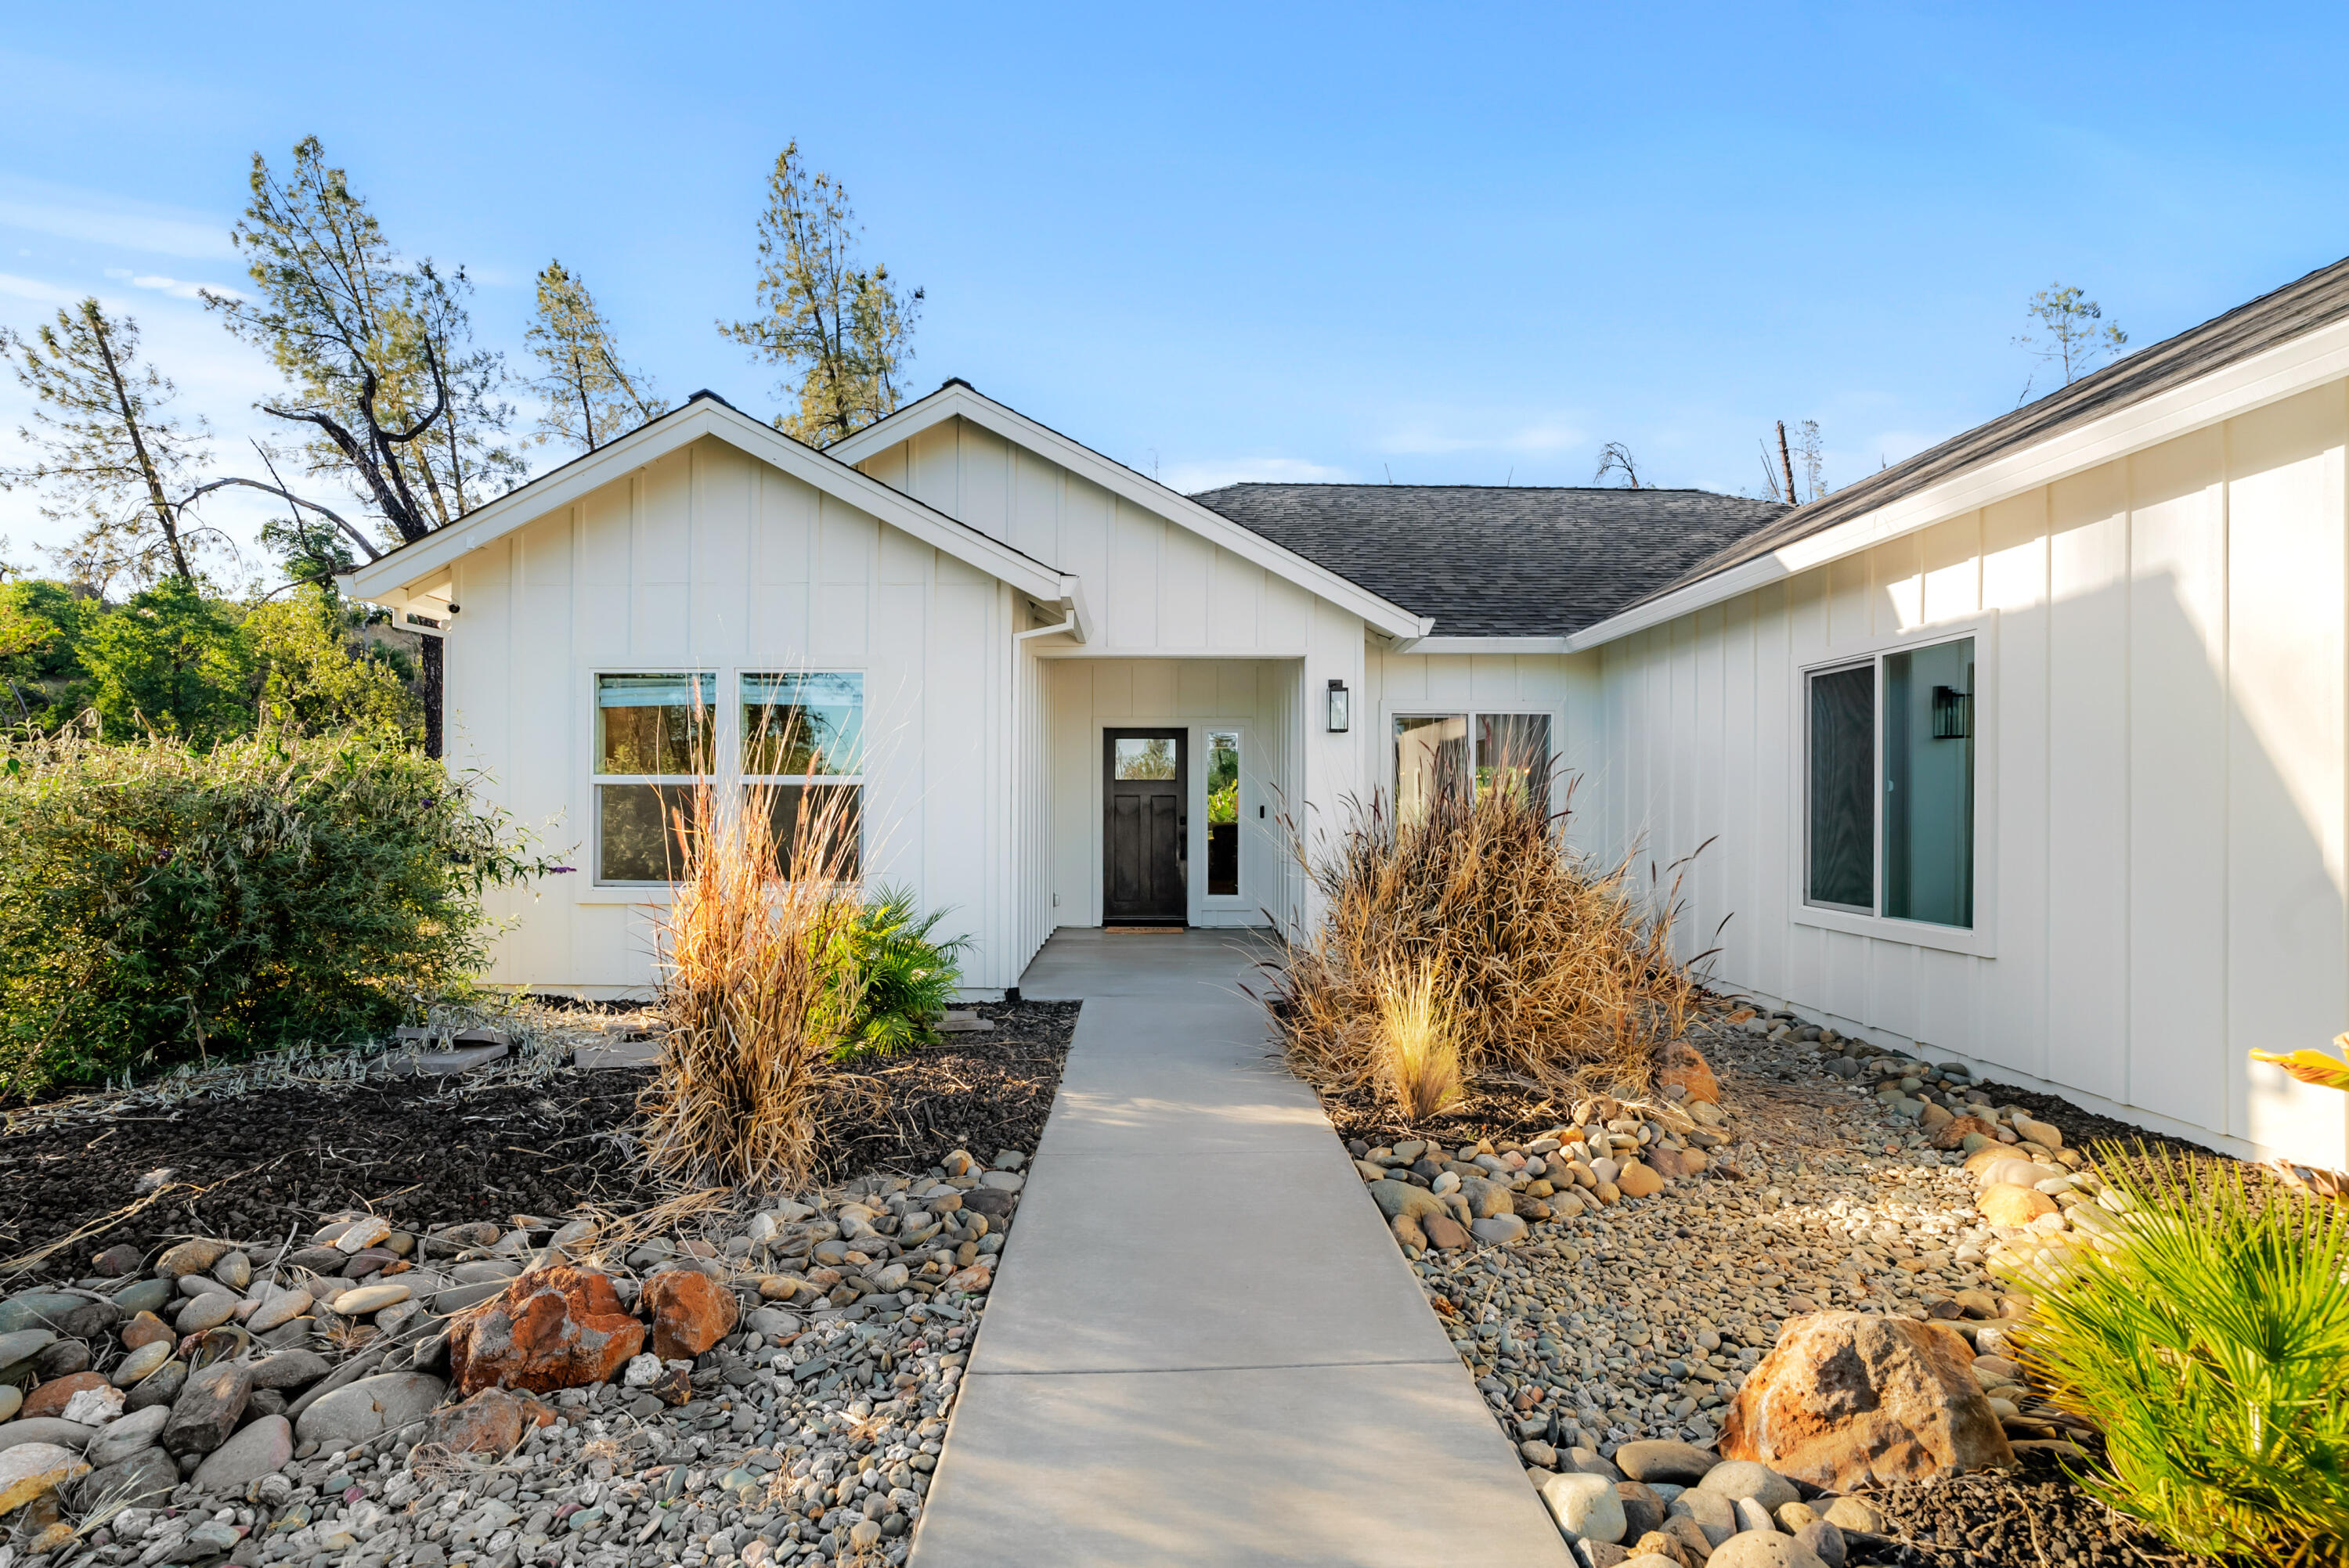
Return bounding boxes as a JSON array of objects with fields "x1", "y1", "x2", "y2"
[{"x1": 1104, "y1": 729, "x2": 1186, "y2": 924}]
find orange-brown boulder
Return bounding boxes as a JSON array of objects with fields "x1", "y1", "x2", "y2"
[
  {"x1": 1720, "y1": 1311, "x2": 2015, "y2": 1490},
  {"x1": 1658, "y1": 1040, "x2": 1720, "y2": 1105},
  {"x1": 641, "y1": 1271, "x2": 739, "y2": 1363},
  {"x1": 20, "y1": 1372, "x2": 106, "y2": 1421},
  {"x1": 446, "y1": 1267, "x2": 644, "y2": 1397},
  {"x1": 1647, "y1": 1145, "x2": 1709, "y2": 1179}
]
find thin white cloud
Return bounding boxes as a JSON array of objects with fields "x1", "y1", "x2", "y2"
[
  {"x1": 0, "y1": 181, "x2": 235, "y2": 261},
  {"x1": 1164, "y1": 456, "x2": 1351, "y2": 492},
  {"x1": 128, "y1": 274, "x2": 241, "y2": 302},
  {"x1": 0, "y1": 272, "x2": 78, "y2": 305}
]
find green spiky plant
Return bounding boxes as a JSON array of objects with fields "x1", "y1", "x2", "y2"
[
  {"x1": 2001, "y1": 1142, "x2": 2349, "y2": 1566},
  {"x1": 837, "y1": 885, "x2": 969, "y2": 1056}
]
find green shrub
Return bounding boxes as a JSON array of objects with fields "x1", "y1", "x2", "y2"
[
  {"x1": 837, "y1": 884, "x2": 968, "y2": 1055},
  {"x1": 0, "y1": 726, "x2": 561, "y2": 1095},
  {"x1": 2002, "y1": 1144, "x2": 2349, "y2": 1566}
]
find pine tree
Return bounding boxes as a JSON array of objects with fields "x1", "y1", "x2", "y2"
[
  {"x1": 525, "y1": 260, "x2": 663, "y2": 452},
  {"x1": 0, "y1": 299, "x2": 215, "y2": 589},
  {"x1": 719, "y1": 142, "x2": 922, "y2": 446},
  {"x1": 2016, "y1": 284, "x2": 2129, "y2": 389}
]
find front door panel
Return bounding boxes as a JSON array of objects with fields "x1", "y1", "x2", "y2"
[{"x1": 1104, "y1": 730, "x2": 1186, "y2": 924}]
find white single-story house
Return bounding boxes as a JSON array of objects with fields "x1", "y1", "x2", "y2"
[{"x1": 345, "y1": 254, "x2": 2349, "y2": 1173}]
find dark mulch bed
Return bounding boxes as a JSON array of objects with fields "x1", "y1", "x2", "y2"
[
  {"x1": 1315, "y1": 1072, "x2": 1581, "y2": 1151},
  {"x1": 0, "y1": 999, "x2": 1077, "y2": 1281},
  {"x1": 1851, "y1": 1447, "x2": 2221, "y2": 1567},
  {"x1": 816, "y1": 1000, "x2": 1079, "y2": 1179},
  {"x1": 1968, "y1": 1079, "x2": 2221, "y2": 1167}
]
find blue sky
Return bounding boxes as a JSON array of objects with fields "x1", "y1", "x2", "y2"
[{"x1": 5, "y1": 2, "x2": 2347, "y2": 581}]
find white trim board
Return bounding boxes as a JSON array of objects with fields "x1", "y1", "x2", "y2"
[
  {"x1": 832, "y1": 380, "x2": 1434, "y2": 641},
  {"x1": 1567, "y1": 312, "x2": 2349, "y2": 651},
  {"x1": 341, "y1": 395, "x2": 1080, "y2": 622}
]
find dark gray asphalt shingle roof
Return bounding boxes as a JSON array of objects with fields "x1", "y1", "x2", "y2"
[
  {"x1": 1641, "y1": 251, "x2": 2349, "y2": 609},
  {"x1": 1188, "y1": 484, "x2": 1787, "y2": 636}
]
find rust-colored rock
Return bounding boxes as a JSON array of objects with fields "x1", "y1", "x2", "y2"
[
  {"x1": 640, "y1": 1271, "x2": 739, "y2": 1364},
  {"x1": 1932, "y1": 1115, "x2": 2001, "y2": 1151},
  {"x1": 1719, "y1": 1310, "x2": 2015, "y2": 1490},
  {"x1": 446, "y1": 1267, "x2": 645, "y2": 1397},
  {"x1": 119, "y1": 1311, "x2": 172, "y2": 1351},
  {"x1": 19, "y1": 1372, "x2": 106, "y2": 1422},
  {"x1": 424, "y1": 1386, "x2": 554, "y2": 1454},
  {"x1": 1977, "y1": 1184, "x2": 2057, "y2": 1227},
  {"x1": 1616, "y1": 1160, "x2": 1664, "y2": 1198},
  {"x1": 1658, "y1": 1040, "x2": 1720, "y2": 1105}
]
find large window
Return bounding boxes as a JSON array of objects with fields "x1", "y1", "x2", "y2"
[
  {"x1": 1394, "y1": 711, "x2": 1552, "y2": 819},
  {"x1": 1805, "y1": 636, "x2": 1975, "y2": 928},
  {"x1": 593, "y1": 669, "x2": 863, "y2": 886},
  {"x1": 595, "y1": 672, "x2": 715, "y2": 885}
]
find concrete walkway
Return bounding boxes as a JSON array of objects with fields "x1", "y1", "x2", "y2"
[{"x1": 909, "y1": 928, "x2": 1570, "y2": 1566}]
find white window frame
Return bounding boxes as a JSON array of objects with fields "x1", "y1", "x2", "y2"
[
  {"x1": 1386, "y1": 705, "x2": 1562, "y2": 816},
  {"x1": 584, "y1": 665, "x2": 866, "y2": 892},
  {"x1": 1790, "y1": 612, "x2": 1997, "y2": 958}
]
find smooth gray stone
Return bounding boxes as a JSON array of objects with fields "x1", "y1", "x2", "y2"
[
  {"x1": 75, "y1": 1444, "x2": 179, "y2": 1506},
  {"x1": 110, "y1": 1278, "x2": 175, "y2": 1316},
  {"x1": 88, "y1": 1405, "x2": 170, "y2": 1467},
  {"x1": 293, "y1": 1372, "x2": 447, "y2": 1447},
  {"x1": 0, "y1": 1416, "x2": 96, "y2": 1451}
]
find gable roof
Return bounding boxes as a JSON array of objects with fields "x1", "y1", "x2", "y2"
[
  {"x1": 1190, "y1": 484, "x2": 1785, "y2": 638},
  {"x1": 341, "y1": 391, "x2": 1080, "y2": 620},
  {"x1": 1622, "y1": 250, "x2": 2349, "y2": 621},
  {"x1": 827, "y1": 380, "x2": 1434, "y2": 640}
]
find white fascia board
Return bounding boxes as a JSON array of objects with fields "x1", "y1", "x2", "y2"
[
  {"x1": 1388, "y1": 636, "x2": 1573, "y2": 656},
  {"x1": 832, "y1": 384, "x2": 1434, "y2": 640},
  {"x1": 1565, "y1": 314, "x2": 2349, "y2": 652},
  {"x1": 341, "y1": 399, "x2": 1066, "y2": 605}
]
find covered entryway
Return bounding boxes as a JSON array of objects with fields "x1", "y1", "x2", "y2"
[
  {"x1": 1042, "y1": 658, "x2": 1304, "y2": 932},
  {"x1": 1102, "y1": 729, "x2": 1187, "y2": 923}
]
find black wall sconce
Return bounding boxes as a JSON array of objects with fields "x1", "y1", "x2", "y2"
[
  {"x1": 1326, "y1": 678, "x2": 1351, "y2": 733},
  {"x1": 1932, "y1": 685, "x2": 1972, "y2": 740}
]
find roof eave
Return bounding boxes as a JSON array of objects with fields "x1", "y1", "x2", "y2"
[{"x1": 1566, "y1": 307, "x2": 2349, "y2": 652}]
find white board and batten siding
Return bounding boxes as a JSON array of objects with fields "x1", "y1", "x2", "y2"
[
  {"x1": 1597, "y1": 380, "x2": 2349, "y2": 1168},
  {"x1": 446, "y1": 435, "x2": 1027, "y2": 994},
  {"x1": 852, "y1": 414, "x2": 1378, "y2": 935}
]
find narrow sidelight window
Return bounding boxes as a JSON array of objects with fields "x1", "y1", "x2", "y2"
[
  {"x1": 1206, "y1": 730, "x2": 1240, "y2": 897},
  {"x1": 1806, "y1": 664, "x2": 1875, "y2": 913}
]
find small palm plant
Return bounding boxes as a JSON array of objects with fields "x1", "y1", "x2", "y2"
[
  {"x1": 2001, "y1": 1144, "x2": 2349, "y2": 1566},
  {"x1": 838, "y1": 884, "x2": 969, "y2": 1056},
  {"x1": 1374, "y1": 958, "x2": 1463, "y2": 1123}
]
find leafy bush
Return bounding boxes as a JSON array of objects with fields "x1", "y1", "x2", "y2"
[
  {"x1": 838, "y1": 884, "x2": 968, "y2": 1056},
  {"x1": 0, "y1": 726, "x2": 559, "y2": 1096},
  {"x1": 2003, "y1": 1144, "x2": 2349, "y2": 1566},
  {"x1": 1272, "y1": 773, "x2": 1701, "y2": 1114},
  {"x1": 638, "y1": 778, "x2": 865, "y2": 1191}
]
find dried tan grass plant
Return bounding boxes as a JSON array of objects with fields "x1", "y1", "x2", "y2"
[
  {"x1": 636, "y1": 774, "x2": 864, "y2": 1192},
  {"x1": 1374, "y1": 959, "x2": 1463, "y2": 1122},
  {"x1": 1274, "y1": 771, "x2": 1704, "y2": 1112}
]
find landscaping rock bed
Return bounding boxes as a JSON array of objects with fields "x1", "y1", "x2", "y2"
[
  {"x1": 1335, "y1": 1007, "x2": 2224, "y2": 1568},
  {"x1": 0, "y1": 1000, "x2": 1077, "y2": 1567}
]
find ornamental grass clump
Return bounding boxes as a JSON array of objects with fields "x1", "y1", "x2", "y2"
[
  {"x1": 638, "y1": 777, "x2": 864, "y2": 1191},
  {"x1": 1374, "y1": 958, "x2": 1463, "y2": 1123},
  {"x1": 1273, "y1": 773, "x2": 1700, "y2": 1113},
  {"x1": 2002, "y1": 1144, "x2": 2349, "y2": 1566}
]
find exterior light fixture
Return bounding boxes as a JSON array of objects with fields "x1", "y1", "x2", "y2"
[{"x1": 1326, "y1": 678, "x2": 1351, "y2": 733}]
